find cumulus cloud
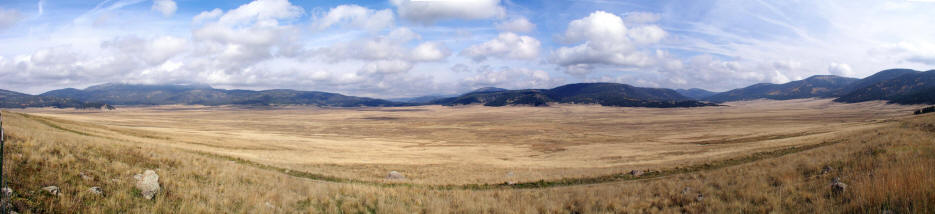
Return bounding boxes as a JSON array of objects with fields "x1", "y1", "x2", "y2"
[
  {"x1": 495, "y1": 17, "x2": 535, "y2": 33},
  {"x1": 461, "y1": 32, "x2": 540, "y2": 62},
  {"x1": 827, "y1": 62, "x2": 854, "y2": 77},
  {"x1": 215, "y1": 0, "x2": 304, "y2": 26},
  {"x1": 391, "y1": 0, "x2": 505, "y2": 24},
  {"x1": 193, "y1": 8, "x2": 223, "y2": 24},
  {"x1": 360, "y1": 60, "x2": 413, "y2": 74},
  {"x1": 151, "y1": 0, "x2": 178, "y2": 17},
  {"x1": 102, "y1": 36, "x2": 188, "y2": 65},
  {"x1": 411, "y1": 42, "x2": 450, "y2": 61},
  {"x1": 551, "y1": 11, "x2": 667, "y2": 74},
  {"x1": 0, "y1": 7, "x2": 23, "y2": 30},
  {"x1": 462, "y1": 67, "x2": 556, "y2": 90},
  {"x1": 313, "y1": 4, "x2": 394, "y2": 31}
]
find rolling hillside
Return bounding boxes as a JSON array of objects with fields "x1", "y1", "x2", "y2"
[
  {"x1": 706, "y1": 75, "x2": 859, "y2": 102},
  {"x1": 0, "y1": 89, "x2": 111, "y2": 109},
  {"x1": 835, "y1": 70, "x2": 935, "y2": 104},
  {"x1": 40, "y1": 83, "x2": 406, "y2": 107},
  {"x1": 435, "y1": 83, "x2": 715, "y2": 107}
]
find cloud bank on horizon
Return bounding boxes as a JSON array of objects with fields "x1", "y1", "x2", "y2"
[{"x1": 0, "y1": 0, "x2": 933, "y2": 98}]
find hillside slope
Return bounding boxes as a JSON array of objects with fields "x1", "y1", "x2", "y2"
[
  {"x1": 706, "y1": 75, "x2": 859, "y2": 102},
  {"x1": 41, "y1": 83, "x2": 406, "y2": 107},
  {"x1": 0, "y1": 89, "x2": 110, "y2": 109},
  {"x1": 435, "y1": 83, "x2": 714, "y2": 107},
  {"x1": 835, "y1": 70, "x2": 935, "y2": 104}
]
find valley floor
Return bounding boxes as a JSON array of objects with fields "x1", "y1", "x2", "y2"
[{"x1": 1, "y1": 99, "x2": 934, "y2": 213}]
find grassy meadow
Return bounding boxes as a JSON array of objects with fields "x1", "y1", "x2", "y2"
[{"x1": 1, "y1": 99, "x2": 933, "y2": 213}]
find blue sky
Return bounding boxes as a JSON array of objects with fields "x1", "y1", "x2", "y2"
[{"x1": 1, "y1": 0, "x2": 934, "y2": 98}]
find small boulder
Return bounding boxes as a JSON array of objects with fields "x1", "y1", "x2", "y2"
[
  {"x1": 629, "y1": 170, "x2": 644, "y2": 177},
  {"x1": 681, "y1": 187, "x2": 692, "y2": 194},
  {"x1": 134, "y1": 170, "x2": 160, "y2": 200},
  {"x1": 831, "y1": 177, "x2": 847, "y2": 194},
  {"x1": 2, "y1": 187, "x2": 13, "y2": 208},
  {"x1": 695, "y1": 193, "x2": 704, "y2": 202},
  {"x1": 88, "y1": 187, "x2": 103, "y2": 196},
  {"x1": 41, "y1": 186, "x2": 61, "y2": 196},
  {"x1": 386, "y1": 171, "x2": 406, "y2": 180},
  {"x1": 821, "y1": 166, "x2": 833, "y2": 175},
  {"x1": 79, "y1": 172, "x2": 95, "y2": 181}
]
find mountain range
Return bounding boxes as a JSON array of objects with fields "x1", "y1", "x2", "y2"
[
  {"x1": 432, "y1": 83, "x2": 714, "y2": 107},
  {"x1": 1, "y1": 68, "x2": 934, "y2": 109}
]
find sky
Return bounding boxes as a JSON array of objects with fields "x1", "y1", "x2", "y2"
[{"x1": 0, "y1": 0, "x2": 934, "y2": 98}]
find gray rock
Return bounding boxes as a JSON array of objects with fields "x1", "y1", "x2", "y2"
[
  {"x1": 134, "y1": 170, "x2": 160, "y2": 200},
  {"x1": 41, "y1": 186, "x2": 61, "y2": 196},
  {"x1": 821, "y1": 166, "x2": 833, "y2": 175},
  {"x1": 88, "y1": 187, "x2": 103, "y2": 196},
  {"x1": 831, "y1": 177, "x2": 847, "y2": 194},
  {"x1": 386, "y1": 171, "x2": 406, "y2": 180},
  {"x1": 695, "y1": 193, "x2": 704, "y2": 202},
  {"x1": 79, "y1": 172, "x2": 94, "y2": 181},
  {"x1": 681, "y1": 187, "x2": 692, "y2": 194},
  {"x1": 2, "y1": 187, "x2": 12, "y2": 209},
  {"x1": 629, "y1": 170, "x2": 644, "y2": 177}
]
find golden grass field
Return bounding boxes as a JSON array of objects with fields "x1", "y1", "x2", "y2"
[{"x1": 2, "y1": 99, "x2": 934, "y2": 213}]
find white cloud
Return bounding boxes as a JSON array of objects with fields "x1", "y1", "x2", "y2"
[
  {"x1": 411, "y1": 42, "x2": 450, "y2": 61},
  {"x1": 623, "y1": 12, "x2": 660, "y2": 24},
  {"x1": 461, "y1": 32, "x2": 540, "y2": 62},
  {"x1": 391, "y1": 0, "x2": 505, "y2": 24},
  {"x1": 151, "y1": 0, "x2": 178, "y2": 17},
  {"x1": 216, "y1": 0, "x2": 304, "y2": 26},
  {"x1": 495, "y1": 17, "x2": 535, "y2": 33},
  {"x1": 828, "y1": 62, "x2": 854, "y2": 77},
  {"x1": 313, "y1": 4, "x2": 394, "y2": 31},
  {"x1": 551, "y1": 11, "x2": 667, "y2": 74},
  {"x1": 360, "y1": 60, "x2": 413, "y2": 74},
  {"x1": 0, "y1": 7, "x2": 23, "y2": 31},
  {"x1": 102, "y1": 36, "x2": 188, "y2": 65},
  {"x1": 193, "y1": 8, "x2": 223, "y2": 24},
  {"x1": 462, "y1": 67, "x2": 556, "y2": 90}
]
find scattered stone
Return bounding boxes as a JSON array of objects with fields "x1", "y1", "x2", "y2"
[
  {"x1": 111, "y1": 178, "x2": 121, "y2": 183},
  {"x1": 821, "y1": 166, "x2": 833, "y2": 175},
  {"x1": 681, "y1": 187, "x2": 692, "y2": 194},
  {"x1": 41, "y1": 186, "x2": 61, "y2": 196},
  {"x1": 265, "y1": 201, "x2": 277, "y2": 209},
  {"x1": 629, "y1": 170, "x2": 644, "y2": 177},
  {"x1": 831, "y1": 177, "x2": 847, "y2": 194},
  {"x1": 386, "y1": 171, "x2": 406, "y2": 180},
  {"x1": 695, "y1": 193, "x2": 704, "y2": 202},
  {"x1": 88, "y1": 187, "x2": 103, "y2": 196},
  {"x1": 79, "y1": 172, "x2": 94, "y2": 181},
  {"x1": 2, "y1": 187, "x2": 12, "y2": 209},
  {"x1": 134, "y1": 170, "x2": 161, "y2": 200}
]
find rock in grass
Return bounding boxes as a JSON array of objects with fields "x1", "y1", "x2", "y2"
[
  {"x1": 629, "y1": 170, "x2": 644, "y2": 177},
  {"x1": 2, "y1": 187, "x2": 13, "y2": 208},
  {"x1": 821, "y1": 166, "x2": 833, "y2": 175},
  {"x1": 134, "y1": 170, "x2": 160, "y2": 200},
  {"x1": 88, "y1": 187, "x2": 103, "y2": 196},
  {"x1": 41, "y1": 186, "x2": 61, "y2": 196},
  {"x1": 386, "y1": 171, "x2": 406, "y2": 180},
  {"x1": 831, "y1": 177, "x2": 847, "y2": 194},
  {"x1": 695, "y1": 193, "x2": 704, "y2": 202}
]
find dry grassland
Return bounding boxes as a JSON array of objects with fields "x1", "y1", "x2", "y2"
[{"x1": 2, "y1": 99, "x2": 934, "y2": 213}]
